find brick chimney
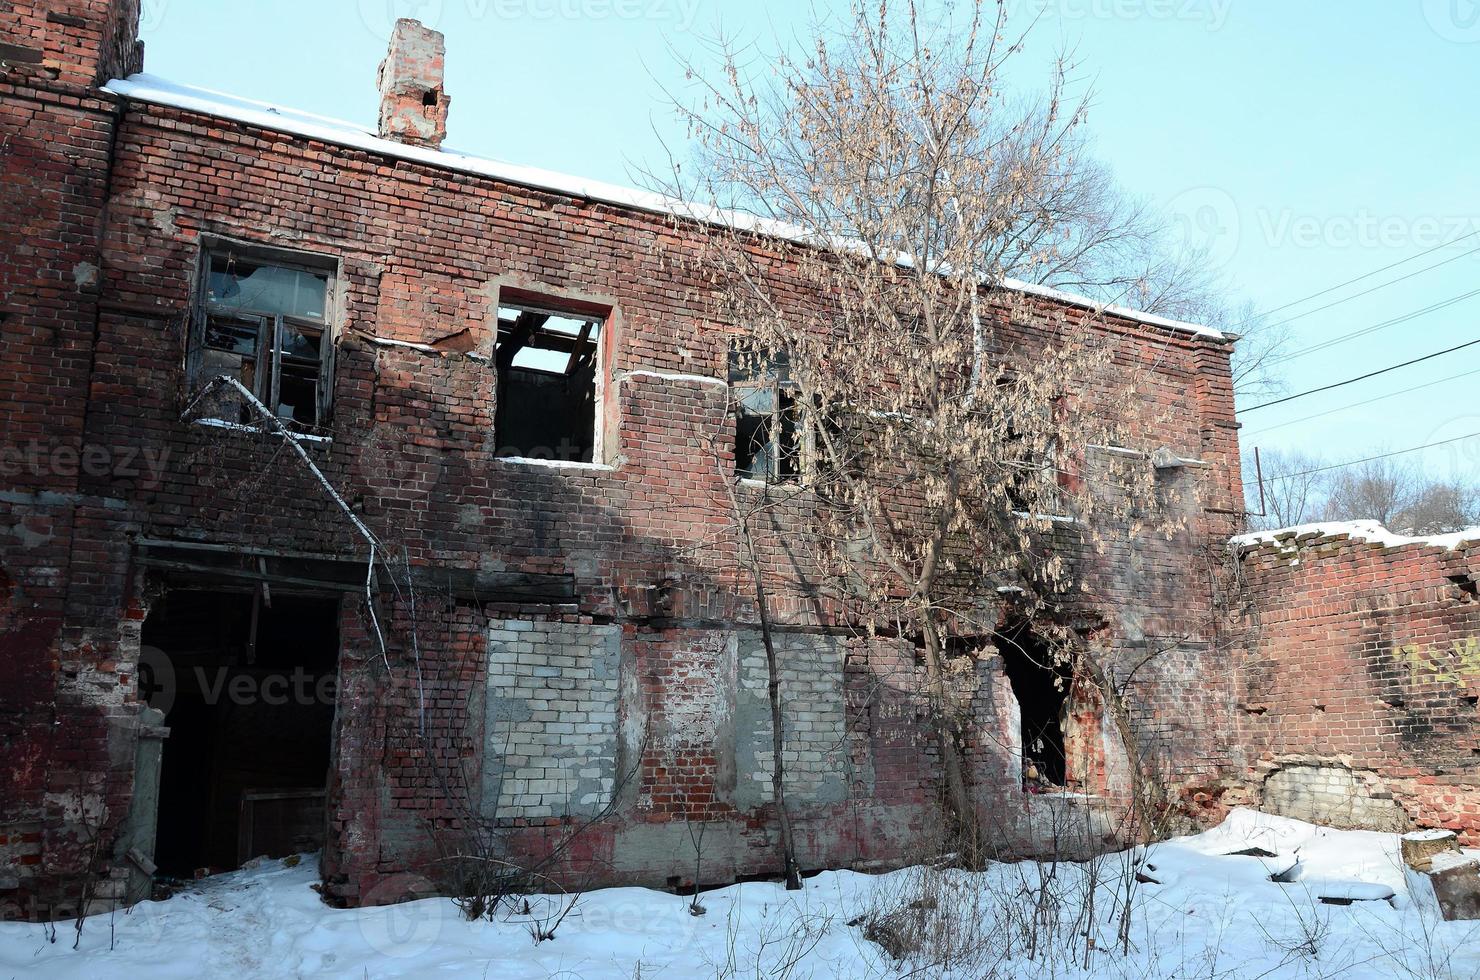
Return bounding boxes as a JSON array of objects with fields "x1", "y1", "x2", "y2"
[
  {"x1": 0, "y1": 0, "x2": 144, "y2": 89},
  {"x1": 376, "y1": 18, "x2": 449, "y2": 149}
]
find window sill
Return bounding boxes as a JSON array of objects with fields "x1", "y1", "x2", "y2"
[
  {"x1": 494, "y1": 455, "x2": 616, "y2": 472},
  {"x1": 1011, "y1": 510, "x2": 1078, "y2": 525},
  {"x1": 191, "y1": 417, "x2": 333, "y2": 444},
  {"x1": 737, "y1": 476, "x2": 816, "y2": 493}
]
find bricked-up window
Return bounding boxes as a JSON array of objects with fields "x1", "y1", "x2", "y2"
[
  {"x1": 192, "y1": 246, "x2": 336, "y2": 430},
  {"x1": 729, "y1": 344, "x2": 804, "y2": 482},
  {"x1": 494, "y1": 302, "x2": 604, "y2": 462}
]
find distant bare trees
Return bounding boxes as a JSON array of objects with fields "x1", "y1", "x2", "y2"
[
  {"x1": 1249, "y1": 449, "x2": 1327, "y2": 529},
  {"x1": 1248, "y1": 452, "x2": 1480, "y2": 534},
  {"x1": 1400, "y1": 480, "x2": 1480, "y2": 534}
]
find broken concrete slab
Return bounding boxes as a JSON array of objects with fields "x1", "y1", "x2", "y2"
[{"x1": 1428, "y1": 853, "x2": 1480, "y2": 921}]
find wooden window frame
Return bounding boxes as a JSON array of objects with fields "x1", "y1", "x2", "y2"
[
  {"x1": 729, "y1": 342, "x2": 832, "y2": 486},
  {"x1": 188, "y1": 239, "x2": 339, "y2": 432}
]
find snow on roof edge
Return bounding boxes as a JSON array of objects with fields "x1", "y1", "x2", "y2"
[
  {"x1": 1232, "y1": 519, "x2": 1480, "y2": 553},
  {"x1": 101, "y1": 73, "x2": 1225, "y2": 342}
]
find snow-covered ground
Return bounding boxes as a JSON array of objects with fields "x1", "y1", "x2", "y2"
[{"x1": 3, "y1": 809, "x2": 1476, "y2": 979}]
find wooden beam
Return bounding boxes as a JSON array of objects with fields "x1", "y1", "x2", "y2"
[
  {"x1": 495, "y1": 311, "x2": 550, "y2": 372},
  {"x1": 136, "y1": 539, "x2": 575, "y2": 602},
  {"x1": 0, "y1": 42, "x2": 44, "y2": 64},
  {"x1": 565, "y1": 320, "x2": 595, "y2": 377}
]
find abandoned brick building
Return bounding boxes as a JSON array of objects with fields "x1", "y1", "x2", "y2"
[{"x1": 1, "y1": 0, "x2": 1473, "y2": 920}]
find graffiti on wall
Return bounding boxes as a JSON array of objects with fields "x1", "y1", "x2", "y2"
[{"x1": 1393, "y1": 636, "x2": 1480, "y2": 692}]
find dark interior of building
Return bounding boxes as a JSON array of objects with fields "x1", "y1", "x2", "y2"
[
  {"x1": 996, "y1": 626, "x2": 1071, "y2": 787},
  {"x1": 494, "y1": 304, "x2": 600, "y2": 462},
  {"x1": 143, "y1": 588, "x2": 340, "y2": 877}
]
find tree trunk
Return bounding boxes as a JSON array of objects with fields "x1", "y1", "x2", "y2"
[
  {"x1": 919, "y1": 617, "x2": 979, "y2": 865},
  {"x1": 751, "y1": 563, "x2": 803, "y2": 890}
]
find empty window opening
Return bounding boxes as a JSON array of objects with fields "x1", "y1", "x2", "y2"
[
  {"x1": 495, "y1": 302, "x2": 604, "y2": 462},
  {"x1": 193, "y1": 247, "x2": 336, "y2": 430},
  {"x1": 997, "y1": 626, "x2": 1071, "y2": 789},
  {"x1": 144, "y1": 589, "x2": 340, "y2": 877}
]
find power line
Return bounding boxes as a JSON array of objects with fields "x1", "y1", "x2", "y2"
[
  {"x1": 1236, "y1": 227, "x2": 1480, "y2": 327},
  {"x1": 1243, "y1": 364, "x2": 1480, "y2": 436},
  {"x1": 1257, "y1": 243, "x2": 1480, "y2": 332},
  {"x1": 1241, "y1": 336, "x2": 1480, "y2": 413},
  {"x1": 1246, "y1": 429, "x2": 1480, "y2": 485},
  {"x1": 1270, "y1": 286, "x2": 1480, "y2": 365}
]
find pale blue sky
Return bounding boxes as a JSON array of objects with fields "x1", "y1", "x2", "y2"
[{"x1": 136, "y1": 1, "x2": 1480, "y2": 485}]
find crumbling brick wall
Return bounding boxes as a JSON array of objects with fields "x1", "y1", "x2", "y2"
[
  {"x1": 0, "y1": 0, "x2": 149, "y2": 917},
  {"x1": 0, "y1": 0, "x2": 1247, "y2": 912},
  {"x1": 1234, "y1": 528, "x2": 1480, "y2": 843}
]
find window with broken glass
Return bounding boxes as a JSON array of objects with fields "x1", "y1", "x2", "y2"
[
  {"x1": 192, "y1": 247, "x2": 335, "y2": 430},
  {"x1": 729, "y1": 344, "x2": 812, "y2": 483},
  {"x1": 494, "y1": 303, "x2": 603, "y2": 463},
  {"x1": 998, "y1": 378, "x2": 1060, "y2": 513}
]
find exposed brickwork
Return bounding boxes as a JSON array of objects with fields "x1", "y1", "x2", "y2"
[
  {"x1": 375, "y1": 18, "x2": 449, "y2": 148},
  {"x1": 1234, "y1": 529, "x2": 1480, "y2": 843},
  {"x1": 0, "y1": 0, "x2": 1247, "y2": 914}
]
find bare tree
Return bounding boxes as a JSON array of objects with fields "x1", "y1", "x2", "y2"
[
  {"x1": 1402, "y1": 481, "x2": 1480, "y2": 534},
  {"x1": 1250, "y1": 449, "x2": 1480, "y2": 534},
  {"x1": 1246, "y1": 449, "x2": 1327, "y2": 530},
  {"x1": 712, "y1": 398, "x2": 805, "y2": 890},
  {"x1": 662, "y1": 0, "x2": 1182, "y2": 856},
  {"x1": 1115, "y1": 257, "x2": 1288, "y2": 399},
  {"x1": 1322, "y1": 457, "x2": 1420, "y2": 528}
]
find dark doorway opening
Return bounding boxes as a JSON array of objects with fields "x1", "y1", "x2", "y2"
[
  {"x1": 996, "y1": 626, "x2": 1071, "y2": 788},
  {"x1": 143, "y1": 589, "x2": 340, "y2": 877}
]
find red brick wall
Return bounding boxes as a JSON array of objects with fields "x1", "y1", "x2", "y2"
[
  {"x1": 0, "y1": 1, "x2": 1247, "y2": 912},
  {"x1": 0, "y1": 0, "x2": 140, "y2": 912},
  {"x1": 0, "y1": 0, "x2": 141, "y2": 89},
  {"x1": 1235, "y1": 528, "x2": 1480, "y2": 842}
]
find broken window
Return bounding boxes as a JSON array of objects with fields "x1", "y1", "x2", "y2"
[
  {"x1": 729, "y1": 340, "x2": 856, "y2": 486},
  {"x1": 996, "y1": 626, "x2": 1071, "y2": 789},
  {"x1": 192, "y1": 246, "x2": 335, "y2": 430},
  {"x1": 494, "y1": 301, "x2": 604, "y2": 462},
  {"x1": 997, "y1": 377, "x2": 1059, "y2": 513},
  {"x1": 729, "y1": 344, "x2": 803, "y2": 482}
]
